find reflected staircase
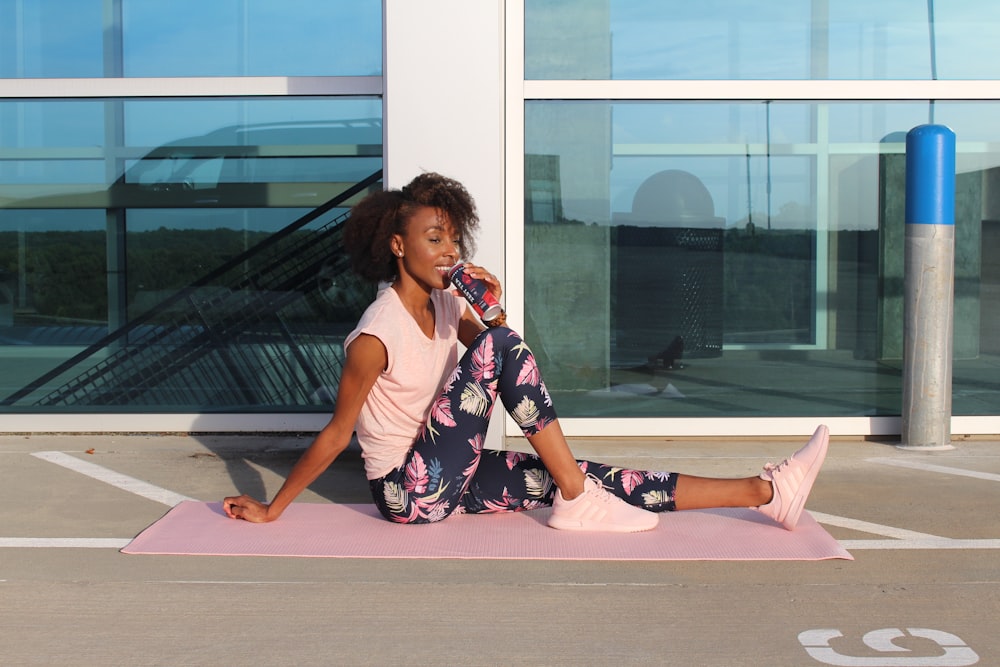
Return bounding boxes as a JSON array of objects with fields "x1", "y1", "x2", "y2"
[{"x1": 2, "y1": 170, "x2": 382, "y2": 409}]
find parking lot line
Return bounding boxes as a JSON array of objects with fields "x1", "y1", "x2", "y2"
[
  {"x1": 809, "y1": 511, "x2": 944, "y2": 541},
  {"x1": 838, "y1": 538, "x2": 1000, "y2": 550},
  {"x1": 0, "y1": 537, "x2": 131, "y2": 548},
  {"x1": 31, "y1": 450, "x2": 193, "y2": 507},
  {"x1": 868, "y1": 456, "x2": 1000, "y2": 482}
]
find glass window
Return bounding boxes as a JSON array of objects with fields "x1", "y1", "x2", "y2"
[
  {"x1": 122, "y1": 1, "x2": 382, "y2": 77},
  {"x1": 0, "y1": 97, "x2": 382, "y2": 411},
  {"x1": 0, "y1": 1, "x2": 381, "y2": 78},
  {"x1": 1, "y1": 97, "x2": 381, "y2": 200},
  {"x1": 524, "y1": 100, "x2": 1000, "y2": 418},
  {"x1": 0, "y1": 0, "x2": 104, "y2": 77},
  {"x1": 525, "y1": 0, "x2": 1000, "y2": 80}
]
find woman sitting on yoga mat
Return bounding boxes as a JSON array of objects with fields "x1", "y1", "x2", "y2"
[{"x1": 223, "y1": 172, "x2": 829, "y2": 533}]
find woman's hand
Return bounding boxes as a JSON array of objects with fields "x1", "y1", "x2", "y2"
[
  {"x1": 456, "y1": 262, "x2": 502, "y2": 301},
  {"x1": 223, "y1": 494, "x2": 273, "y2": 523}
]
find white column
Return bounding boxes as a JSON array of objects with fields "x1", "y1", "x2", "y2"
[
  {"x1": 384, "y1": 0, "x2": 506, "y2": 448},
  {"x1": 383, "y1": 0, "x2": 504, "y2": 265}
]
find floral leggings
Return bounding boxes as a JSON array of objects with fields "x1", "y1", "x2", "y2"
[{"x1": 368, "y1": 327, "x2": 679, "y2": 524}]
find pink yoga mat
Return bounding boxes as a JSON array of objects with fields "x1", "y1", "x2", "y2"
[{"x1": 122, "y1": 501, "x2": 852, "y2": 561}]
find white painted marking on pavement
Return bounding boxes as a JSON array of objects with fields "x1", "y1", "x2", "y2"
[
  {"x1": 868, "y1": 456, "x2": 1000, "y2": 482},
  {"x1": 839, "y1": 538, "x2": 1000, "y2": 550},
  {"x1": 809, "y1": 512, "x2": 946, "y2": 540},
  {"x1": 811, "y1": 511, "x2": 1000, "y2": 549},
  {"x1": 799, "y1": 627, "x2": 979, "y2": 666},
  {"x1": 162, "y1": 581, "x2": 325, "y2": 585},
  {"x1": 31, "y1": 450, "x2": 193, "y2": 506},
  {"x1": 0, "y1": 537, "x2": 131, "y2": 548}
]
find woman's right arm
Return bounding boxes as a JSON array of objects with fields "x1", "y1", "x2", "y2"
[{"x1": 222, "y1": 333, "x2": 387, "y2": 522}]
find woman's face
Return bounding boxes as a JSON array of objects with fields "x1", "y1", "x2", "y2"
[{"x1": 394, "y1": 205, "x2": 460, "y2": 290}]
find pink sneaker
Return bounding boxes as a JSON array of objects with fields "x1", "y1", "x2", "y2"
[
  {"x1": 548, "y1": 475, "x2": 659, "y2": 533},
  {"x1": 755, "y1": 424, "x2": 829, "y2": 530}
]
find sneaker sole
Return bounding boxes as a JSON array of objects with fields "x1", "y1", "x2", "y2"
[{"x1": 548, "y1": 515, "x2": 659, "y2": 533}]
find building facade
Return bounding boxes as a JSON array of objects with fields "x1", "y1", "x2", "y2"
[{"x1": 2, "y1": 1, "x2": 999, "y2": 441}]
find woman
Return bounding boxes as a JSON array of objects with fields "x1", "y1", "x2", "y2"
[{"x1": 223, "y1": 172, "x2": 828, "y2": 533}]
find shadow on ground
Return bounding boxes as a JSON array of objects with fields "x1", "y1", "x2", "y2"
[{"x1": 186, "y1": 431, "x2": 372, "y2": 506}]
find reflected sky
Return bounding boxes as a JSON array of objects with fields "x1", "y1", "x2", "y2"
[
  {"x1": 7, "y1": 2, "x2": 1000, "y2": 235},
  {"x1": 0, "y1": 0, "x2": 381, "y2": 78},
  {"x1": 1, "y1": 97, "x2": 381, "y2": 166},
  {"x1": 529, "y1": 100, "x2": 1000, "y2": 232},
  {"x1": 527, "y1": 0, "x2": 1000, "y2": 80},
  {"x1": 0, "y1": 2, "x2": 384, "y2": 219},
  {"x1": 122, "y1": 2, "x2": 381, "y2": 77}
]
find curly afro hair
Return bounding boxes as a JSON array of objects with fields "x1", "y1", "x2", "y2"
[{"x1": 343, "y1": 172, "x2": 480, "y2": 283}]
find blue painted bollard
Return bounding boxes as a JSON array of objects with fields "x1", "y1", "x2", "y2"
[{"x1": 900, "y1": 124, "x2": 956, "y2": 450}]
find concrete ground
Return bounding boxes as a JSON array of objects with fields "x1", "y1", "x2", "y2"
[{"x1": 2, "y1": 431, "x2": 998, "y2": 666}]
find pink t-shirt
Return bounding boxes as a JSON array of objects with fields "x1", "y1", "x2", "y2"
[{"x1": 344, "y1": 287, "x2": 465, "y2": 479}]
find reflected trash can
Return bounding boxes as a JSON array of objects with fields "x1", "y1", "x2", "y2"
[{"x1": 611, "y1": 170, "x2": 724, "y2": 367}]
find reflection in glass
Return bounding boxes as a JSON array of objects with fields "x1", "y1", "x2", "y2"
[
  {"x1": 525, "y1": 0, "x2": 1000, "y2": 80},
  {"x1": 0, "y1": 1, "x2": 381, "y2": 78},
  {"x1": 0, "y1": 209, "x2": 107, "y2": 405},
  {"x1": 0, "y1": 97, "x2": 383, "y2": 411},
  {"x1": 525, "y1": 101, "x2": 1000, "y2": 418},
  {"x1": 122, "y1": 1, "x2": 382, "y2": 77},
  {"x1": 1, "y1": 97, "x2": 382, "y2": 205},
  {"x1": 0, "y1": 0, "x2": 103, "y2": 77}
]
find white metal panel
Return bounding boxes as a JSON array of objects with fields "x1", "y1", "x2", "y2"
[
  {"x1": 0, "y1": 76, "x2": 382, "y2": 98},
  {"x1": 522, "y1": 79, "x2": 1000, "y2": 101}
]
